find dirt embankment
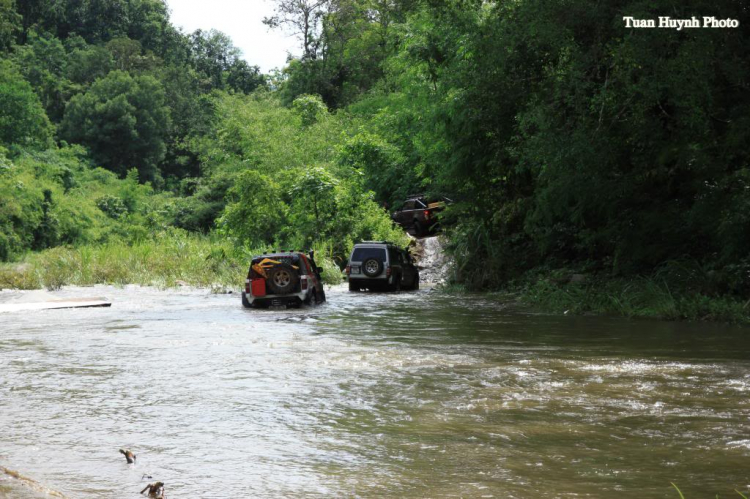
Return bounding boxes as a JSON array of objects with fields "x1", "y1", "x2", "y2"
[{"x1": 0, "y1": 466, "x2": 68, "y2": 498}]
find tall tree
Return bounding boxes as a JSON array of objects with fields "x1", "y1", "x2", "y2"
[
  {"x1": 263, "y1": 0, "x2": 330, "y2": 61},
  {"x1": 61, "y1": 70, "x2": 170, "y2": 182},
  {"x1": 188, "y1": 29, "x2": 264, "y2": 93}
]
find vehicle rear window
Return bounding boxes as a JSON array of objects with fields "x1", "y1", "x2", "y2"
[{"x1": 351, "y1": 247, "x2": 386, "y2": 262}]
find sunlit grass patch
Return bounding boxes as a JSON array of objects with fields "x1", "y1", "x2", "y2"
[{"x1": 0, "y1": 230, "x2": 343, "y2": 291}]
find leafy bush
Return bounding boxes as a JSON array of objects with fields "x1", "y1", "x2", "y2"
[{"x1": 292, "y1": 94, "x2": 328, "y2": 126}]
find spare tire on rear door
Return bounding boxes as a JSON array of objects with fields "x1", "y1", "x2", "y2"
[
  {"x1": 362, "y1": 257, "x2": 383, "y2": 277},
  {"x1": 266, "y1": 263, "x2": 299, "y2": 294}
]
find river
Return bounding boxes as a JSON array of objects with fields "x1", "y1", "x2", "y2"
[{"x1": 1, "y1": 284, "x2": 749, "y2": 498}]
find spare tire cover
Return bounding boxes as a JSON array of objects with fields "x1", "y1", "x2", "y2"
[
  {"x1": 362, "y1": 257, "x2": 383, "y2": 277},
  {"x1": 266, "y1": 263, "x2": 299, "y2": 294}
]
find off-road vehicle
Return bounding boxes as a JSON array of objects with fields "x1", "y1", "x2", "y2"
[
  {"x1": 346, "y1": 241, "x2": 419, "y2": 292},
  {"x1": 391, "y1": 195, "x2": 452, "y2": 237},
  {"x1": 242, "y1": 251, "x2": 326, "y2": 308}
]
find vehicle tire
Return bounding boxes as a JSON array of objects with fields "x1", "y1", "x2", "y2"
[
  {"x1": 241, "y1": 292, "x2": 251, "y2": 308},
  {"x1": 266, "y1": 264, "x2": 299, "y2": 294},
  {"x1": 304, "y1": 289, "x2": 317, "y2": 305},
  {"x1": 319, "y1": 287, "x2": 326, "y2": 303},
  {"x1": 413, "y1": 220, "x2": 423, "y2": 237},
  {"x1": 412, "y1": 274, "x2": 420, "y2": 291},
  {"x1": 391, "y1": 275, "x2": 402, "y2": 292},
  {"x1": 349, "y1": 281, "x2": 360, "y2": 292},
  {"x1": 362, "y1": 258, "x2": 383, "y2": 277}
]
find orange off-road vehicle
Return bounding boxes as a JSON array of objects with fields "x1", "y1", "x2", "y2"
[{"x1": 242, "y1": 251, "x2": 326, "y2": 309}]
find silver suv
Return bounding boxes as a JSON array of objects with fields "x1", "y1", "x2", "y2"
[{"x1": 345, "y1": 241, "x2": 419, "y2": 292}]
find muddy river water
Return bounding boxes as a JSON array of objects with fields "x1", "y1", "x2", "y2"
[{"x1": 1, "y1": 285, "x2": 749, "y2": 498}]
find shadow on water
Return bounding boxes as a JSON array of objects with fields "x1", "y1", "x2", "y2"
[{"x1": 0, "y1": 284, "x2": 748, "y2": 498}]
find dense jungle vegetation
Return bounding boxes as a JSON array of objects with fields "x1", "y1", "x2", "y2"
[{"x1": 1, "y1": 0, "x2": 748, "y2": 321}]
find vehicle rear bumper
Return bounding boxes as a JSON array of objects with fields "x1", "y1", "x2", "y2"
[
  {"x1": 244, "y1": 291, "x2": 306, "y2": 307},
  {"x1": 348, "y1": 275, "x2": 390, "y2": 282}
]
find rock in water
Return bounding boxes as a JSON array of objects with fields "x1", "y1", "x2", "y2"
[
  {"x1": 119, "y1": 449, "x2": 136, "y2": 464},
  {"x1": 140, "y1": 481, "x2": 165, "y2": 497}
]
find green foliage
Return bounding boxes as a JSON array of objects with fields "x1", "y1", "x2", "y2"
[
  {"x1": 0, "y1": 230, "x2": 242, "y2": 290},
  {"x1": 157, "y1": 65, "x2": 216, "y2": 179},
  {"x1": 3, "y1": 0, "x2": 749, "y2": 325},
  {"x1": 96, "y1": 194, "x2": 128, "y2": 219},
  {"x1": 188, "y1": 29, "x2": 265, "y2": 94},
  {"x1": 267, "y1": 0, "x2": 750, "y2": 304},
  {"x1": 292, "y1": 94, "x2": 328, "y2": 126},
  {"x1": 268, "y1": 0, "x2": 416, "y2": 107},
  {"x1": 220, "y1": 169, "x2": 288, "y2": 246},
  {"x1": 374, "y1": 0, "x2": 750, "y2": 296},
  {"x1": 11, "y1": 31, "x2": 71, "y2": 121},
  {"x1": 65, "y1": 42, "x2": 114, "y2": 86},
  {"x1": 106, "y1": 37, "x2": 155, "y2": 72},
  {"x1": 0, "y1": 229, "x2": 343, "y2": 290},
  {"x1": 0, "y1": 145, "x2": 173, "y2": 262},
  {"x1": 0, "y1": 0, "x2": 20, "y2": 51},
  {"x1": 337, "y1": 131, "x2": 415, "y2": 207},
  {"x1": 201, "y1": 92, "x2": 408, "y2": 263},
  {"x1": 0, "y1": 60, "x2": 53, "y2": 148},
  {"x1": 61, "y1": 70, "x2": 171, "y2": 182},
  {"x1": 516, "y1": 270, "x2": 750, "y2": 324},
  {"x1": 170, "y1": 175, "x2": 230, "y2": 232},
  {"x1": 17, "y1": 0, "x2": 174, "y2": 51}
]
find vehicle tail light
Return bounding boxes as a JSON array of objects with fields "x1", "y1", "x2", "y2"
[
  {"x1": 386, "y1": 266, "x2": 392, "y2": 277},
  {"x1": 345, "y1": 265, "x2": 351, "y2": 275},
  {"x1": 424, "y1": 209, "x2": 431, "y2": 219},
  {"x1": 245, "y1": 278, "x2": 250, "y2": 294},
  {"x1": 301, "y1": 276, "x2": 308, "y2": 290}
]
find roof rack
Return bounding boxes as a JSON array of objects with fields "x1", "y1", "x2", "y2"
[{"x1": 358, "y1": 240, "x2": 395, "y2": 245}]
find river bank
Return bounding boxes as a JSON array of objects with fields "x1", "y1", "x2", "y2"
[
  {"x1": 1, "y1": 235, "x2": 747, "y2": 325},
  {"x1": 511, "y1": 273, "x2": 750, "y2": 325}
]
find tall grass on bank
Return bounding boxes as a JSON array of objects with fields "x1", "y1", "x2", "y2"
[
  {"x1": 0, "y1": 231, "x2": 344, "y2": 291},
  {"x1": 517, "y1": 274, "x2": 750, "y2": 324}
]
